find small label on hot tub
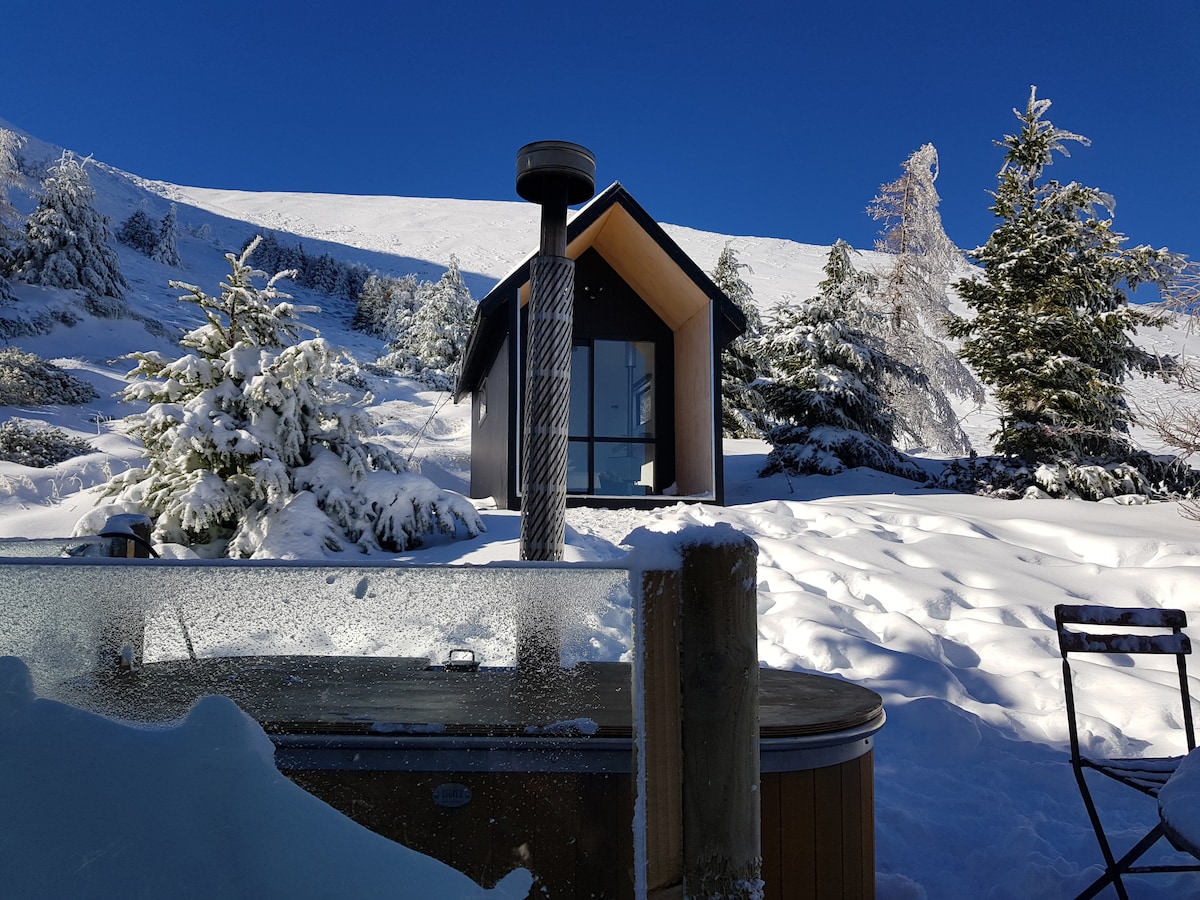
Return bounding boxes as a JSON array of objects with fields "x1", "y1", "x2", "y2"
[{"x1": 433, "y1": 783, "x2": 472, "y2": 808}]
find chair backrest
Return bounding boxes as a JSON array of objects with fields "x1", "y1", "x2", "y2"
[{"x1": 1055, "y1": 604, "x2": 1196, "y2": 758}]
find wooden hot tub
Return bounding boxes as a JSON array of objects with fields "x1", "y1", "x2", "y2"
[{"x1": 65, "y1": 656, "x2": 883, "y2": 899}]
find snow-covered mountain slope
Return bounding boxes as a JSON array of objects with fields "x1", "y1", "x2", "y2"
[{"x1": 154, "y1": 181, "x2": 840, "y2": 311}]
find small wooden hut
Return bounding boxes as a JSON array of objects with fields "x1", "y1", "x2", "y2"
[{"x1": 454, "y1": 183, "x2": 746, "y2": 509}]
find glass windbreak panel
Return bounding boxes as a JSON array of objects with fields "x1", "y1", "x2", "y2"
[
  {"x1": 0, "y1": 560, "x2": 633, "y2": 723},
  {"x1": 594, "y1": 442, "x2": 655, "y2": 496},
  {"x1": 567, "y1": 440, "x2": 591, "y2": 493},
  {"x1": 593, "y1": 340, "x2": 655, "y2": 439}
]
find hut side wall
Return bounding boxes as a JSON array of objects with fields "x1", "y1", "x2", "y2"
[{"x1": 469, "y1": 335, "x2": 512, "y2": 506}]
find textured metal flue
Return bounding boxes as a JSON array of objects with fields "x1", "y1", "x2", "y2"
[
  {"x1": 519, "y1": 255, "x2": 575, "y2": 561},
  {"x1": 515, "y1": 140, "x2": 594, "y2": 569}
]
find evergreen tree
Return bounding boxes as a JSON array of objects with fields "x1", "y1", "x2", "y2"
[
  {"x1": 711, "y1": 242, "x2": 768, "y2": 437},
  {"x1": 244, "y1": 232, "x2": 284, "y2": 273},
  {"x1": 354, "y1": 272, "x2": 419, "y2": 336},
  {"x1": 335, "y1": 263, "x2": 368, "y2": 302},
  {"x1": 384, "y1": 256, "x2": 474, "y2": 390},
  {"x1": 382, "y1": 273, "x2": 422, "y2": 341},
  {"x1": 947, "y1": 88, "x2": 1181, "y2": 461},
  {"x1": 103, "y1": 239, "x2": 482, "y2": 557},
  {"x1": 306, "y1": 253, "x2": 338, "y2": 294},
  {"x1": 12, "y1": 152, "x2": 126, "y2": 299},
  {"x1": 0, "y1": 129, "x2": 25, "y2": 300},
  {"x1": 116, "y1": 210, "x2": 159, "y2": 255},
  {"x1": 867, "y1": 143, "x2": 982, "y2": 453},
  {"x1": 150, "y1": 203, "x2": 182, "y2": 267},
  {"x1": 757, "y1": 240, "x2": 924, "y2": 480},
  {"x1": 0, "y1": 129, "x2": 21, "y2": 225}
]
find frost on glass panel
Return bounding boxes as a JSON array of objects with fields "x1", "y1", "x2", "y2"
[
  {"x1": 146, "y1": 565, "x2": 630, "y2": 667},
  {"x1": 0, "y1": 563, "x2": 124, "y2": 691},
  {"x1": 0, "y1": 538, "x2": 109, "y2": 557},
  {"x1": 0, "y1": 560, "x2": 632, "y2": 722}
]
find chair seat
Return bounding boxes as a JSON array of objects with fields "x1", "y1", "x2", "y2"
[
  {"x1": 1056, "y1": 604, "x2": 1197, "y2": 898},
  {"x1": 1082, "y1": 756, "x2": 1186, "y2": 797}
]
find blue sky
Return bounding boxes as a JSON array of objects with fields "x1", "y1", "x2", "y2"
[{"x1": 4, "y1": 1, "x2": 1198, "y2": 263}]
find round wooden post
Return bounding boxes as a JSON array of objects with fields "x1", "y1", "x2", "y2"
[{"x1": 680, "y1": 532, "x2": 762, "y2": 899}]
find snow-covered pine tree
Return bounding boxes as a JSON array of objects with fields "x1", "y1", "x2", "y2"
[
  {"x1": 867, "y1": 143, "x2": 983, "y2": 453},
  {"x1": 12, "y1": 152, "x2": 127, "y2": 300},
  {"x1": 332, "y1": 262, "x2": 368, "y2": 302},
  {"x1": 757, "y1": 240, "x2": 924, "y2": 480},
  {"x1": 243, "y1": 232, "x2": 284, "y2": 273},
  {"x1": 0, "y1": 129, "x2": 21, "y2": 223},
  {"x1": 382, "y1": 273, "x2": 422, "y2": 342},
  {"x1": 354, "y1": 274, "x2": 390, "y2": 335},
  {"x1": 116, "y1": 210, "x2": 159, "y2": 255},
  {"x1": 384, "y1": 255, "x2": 474, "y2": 391},
  {"x1": 304, "y1": 252, "x2": 338, "y2": 295},
  {"x1": 947, "y1": 87, "x2": 1181, "y2": 462},
  {"x1": 150, "y1": 203, "x2": 182, "y2": 267},
  {"x1": 354, "y1": 272, "x2": 419, "y2": 336},
  {"x1": 0, "y1": 128, "x2": 24, "y2": 301},
  {"x1": 711, "y1": 242, "x2": 768, "y2": 438},
  {"x1": 103, "y1": 238, "x2": 482, "y2": 558}
]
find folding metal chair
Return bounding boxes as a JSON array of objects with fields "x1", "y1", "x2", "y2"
[{"x1": 1056, "y1": 604, "x2": 1200, "y2": 899}]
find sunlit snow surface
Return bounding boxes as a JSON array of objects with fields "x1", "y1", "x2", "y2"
[{"x1": 1, "y1": 145, "x2": 1200, "y2": 897}]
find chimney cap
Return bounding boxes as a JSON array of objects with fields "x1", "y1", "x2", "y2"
[{"x1": 516, "y1": 141, "x2": 596, "y2": 206}]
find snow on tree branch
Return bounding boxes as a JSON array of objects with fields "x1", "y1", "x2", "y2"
[{"x1": 103, "y1": 241, "x2": 483, "y2": 558}]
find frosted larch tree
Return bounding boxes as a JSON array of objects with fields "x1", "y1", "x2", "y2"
[{"x1": 867, "y1": 143, "x2": 982, "y2": 453}]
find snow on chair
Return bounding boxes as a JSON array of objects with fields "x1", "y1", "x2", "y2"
[{"x1": 1056, "y1": 603, "x2": 1200, "y2": 899}]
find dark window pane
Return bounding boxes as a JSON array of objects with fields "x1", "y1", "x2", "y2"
[
  {"x1": 567, "y1": 441, "x2": 590, "y2": 493},
  {"x1": 594, "y1": 340, "x2": 655, "y2": 438},
  {"x1": 594, "y1": 442, "x2": 655, "y2": 495},
  {"x1": 569, "y1": 345, "x2": 590, "y2": 438}
]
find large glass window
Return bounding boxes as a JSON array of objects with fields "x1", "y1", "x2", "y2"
[{"x1": 568, "y1": 340, "x2": 656, "y2": 495}]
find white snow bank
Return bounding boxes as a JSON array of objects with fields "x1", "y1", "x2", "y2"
[{"x1": 0, "y1": 656, "x2": 532, "y2": 900}]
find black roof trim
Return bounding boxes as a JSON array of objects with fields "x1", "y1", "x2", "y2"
[{"x1": 455, "y1": 182, "x2": 746, "y2": 401}]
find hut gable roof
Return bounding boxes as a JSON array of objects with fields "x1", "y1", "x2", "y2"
[{"x1": 455, "y1": 182, "x2": 746, "y2": 401}]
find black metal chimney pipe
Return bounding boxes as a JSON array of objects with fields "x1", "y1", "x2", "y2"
[
  {"x1": 515, "y1": 141, "x2": 595, "y2": 564},
  {"x1": 516, "y1": 141, "x2": 595, "y2": 260}
]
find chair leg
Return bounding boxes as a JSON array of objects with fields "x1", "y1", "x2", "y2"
[
  {"x1": 1073, "y1": 767, "x2": 1129, "y2": 899},
  {"x1": 1075, "y1": 787, "x2": 1166, "y2": 900},
  {"x1": 1074, "y1": 813, "x2": 1171, "y2": 900},
  {"x1": 1074, "y1": 867, "x2": 1125, "y2": 900}
]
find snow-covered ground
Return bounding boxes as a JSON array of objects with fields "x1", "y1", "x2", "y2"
[{"x1": 2, "y1": 122, "x2": 1200, "y2": 898}]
